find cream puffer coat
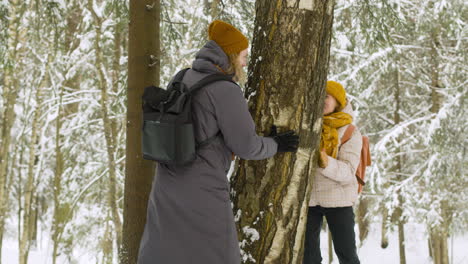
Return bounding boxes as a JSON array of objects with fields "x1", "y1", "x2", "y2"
[{"x1": 309, "y1": 103, "x2": 363, "y2": 208}]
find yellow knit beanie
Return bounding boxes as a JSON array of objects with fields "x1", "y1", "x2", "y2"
[
  {"x1": 326, "y1": 81, "x2": 347, "y2": 110},
  {"x1": 208, "y1": 20, "x2": 249, "y2": 54}
]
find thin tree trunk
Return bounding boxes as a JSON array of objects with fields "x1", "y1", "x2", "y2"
[
  {"x1": 211, "y1": 0, "x2": 221, "y2": 19},
  {"x1": 230, "y1": 1, "x2": 335, "y2": 263},
  {"x1": 62, "y1": 0, "x2": 82, "y2": 117},
  {"x1": 19, "y1": 65, "x2": 45, "y2": 264},
  {"x1": 397, "y1": 219, "x2": 406, "y2": 264},
  {"x1": 51, "y1": 73, "x2": 65, "y2": 264},
  {"x1": 357, "y1": 196, "x2": 370, "y2": 245},
  {"x1": 111, "y1": 0, "x2": 124, "y2": 145},
  {"x1": 427, "y1": 27, "x2": 450, "y2": 264},
  {"x1": 381, "y1": 206, "x2": 389, "y2": 249},
  {"x1": 50, "y1": 6, "x2": 83, "y2": 258},
  {"x1": 120, "y1": 1, "x2": 160, "y2": 263},
  {"x1": 0, "y1": 2, "x2": 26, "y2": 257},
  {"x1": 393, "y1": 61, "x2": 406, "y2": 264},
  {"x1": 87, "y1": 0, "x2": 123, "y2": 254}
]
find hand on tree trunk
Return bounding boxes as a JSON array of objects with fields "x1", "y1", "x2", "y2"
[
  {"x1": 318, "y1": 149, "x2": 329, "y2": 168},
  {"x1": 268, "y1": 125, "x2": 300, "y2": 153}
]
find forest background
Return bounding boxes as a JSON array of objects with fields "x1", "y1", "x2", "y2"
[{"x1": 0, "y1": 0, "x2": 466, "y2": 263}]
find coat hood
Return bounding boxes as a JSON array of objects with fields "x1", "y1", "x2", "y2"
[{"x1": 192, "y1": 40, "x2": 231, "y2": 75}]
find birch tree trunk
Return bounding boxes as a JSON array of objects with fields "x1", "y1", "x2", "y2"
[
  {"x1": 87, "y1": 0, "x2": 123, "y2": 254},
  {"x1": 121, "y1": 1, "x2": 160, "y2": 263},
  {"x1": 230, "y1": 1, "x2": 335, "y2": 263}
]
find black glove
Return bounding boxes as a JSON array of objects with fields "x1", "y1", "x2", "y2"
[{"x1": 268, "y1": 125, "x2": 299, "y2": 153}]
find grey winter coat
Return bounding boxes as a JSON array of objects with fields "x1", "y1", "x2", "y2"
[{"x1": 137, "y1": 40, "x2": 278, "y2": 264}]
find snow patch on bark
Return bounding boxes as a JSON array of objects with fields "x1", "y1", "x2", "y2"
[
  {"x1": 299, "y1": 0, "x2": 315, "y2": 10},
  {"x1": 286, "y1": 0, "x2": 296, "y2": 8},
  {"x1": 327, "y1": 0, "x2": 334, "y2": 15},
  {"x1": 276, "y1": 106, "x2": 295, "y2": 126},
  {"x1": 243, "y1": 226, "x2": 260, "y2": 242},
  {"x1": 287, "y1": 0, "x2": 316, "y2": 10},
  {"x1": 240, "y1": 226, "x2": 260, "y2": 263},
  {"x1": 313, "y1": 117, "x2": 322, "y2": 133}
]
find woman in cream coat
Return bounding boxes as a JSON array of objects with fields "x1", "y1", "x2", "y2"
[{"x1": 303, "y1": 81, "x2": 362, "y2": 264}]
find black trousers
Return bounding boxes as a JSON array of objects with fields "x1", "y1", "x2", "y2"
[{"x1": 303, "y1": 206, "x2": 360, "y2": 264}]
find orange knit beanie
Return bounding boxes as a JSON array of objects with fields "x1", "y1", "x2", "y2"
[
  {"x1": 326, "y1": 81, "x2": 347, "y2": 110},
  {"x1": 208, "y1": 20, "x2": 249, "y2": 54}
]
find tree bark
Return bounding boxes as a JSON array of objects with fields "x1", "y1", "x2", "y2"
[
  {"x1": 357, "y1": 196, "x2": 369, "y2": 245},
  {"x1": 62, "y1": 0, "x2": 83, "y2": 117},
  {"x1": 51, "y1": 82, "x2": 64, "y2": 264},
  {"x1": 393, "y1": 61, "x2": 406, "y2": 264},
  {"x1": 87, "y1": 0, "x2": 123, "y2": 254},
  {"x1": 427, "y1": 27, "x2": 450, "y2": 264},
  {"x1": 0, "y1": 1, "x2": 26, "y2": 260},
  {"x1": 211, "y1": 0, "x2": 222, "y2": 19},
  {"x1": 120, "y1": 1, "x2": 160, "y2": 263},
  {"x1": 230, "y1": 1, "x2": 335, "y2": 263},
  {"x1": 19, "y1": 58, "x2": 46, "y2": 264}
]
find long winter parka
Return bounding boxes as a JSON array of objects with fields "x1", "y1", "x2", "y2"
[{"x1": 137, "y1": 40, "x2": 278, "y2": 264}]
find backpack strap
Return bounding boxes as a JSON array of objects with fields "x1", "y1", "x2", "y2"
[
  {"x1": 341, "y1": 124, "x2": 356, "y2": 145},
  {"x1": 172, "y1": 68, "x2": 190, "y2": 83},
  {"x1": 196, "y1": 130, "x2": 222, "y2": 148}
]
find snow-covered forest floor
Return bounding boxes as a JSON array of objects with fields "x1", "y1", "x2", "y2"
[{"x1": 3, "y1": 221, "x2": 468, "y2": 264}]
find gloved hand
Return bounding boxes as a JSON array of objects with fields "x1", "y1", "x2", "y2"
[{"x1": 268, "y1": 125, "x2": 299, "y2": 153}]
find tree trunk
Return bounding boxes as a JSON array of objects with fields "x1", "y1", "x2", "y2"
[
  {"x1": 393, "y1": 61, "x2": 406, "y2": 264},
  {"x1": 429, "y1": 229, "x2": 449, "y2": 264},
  {"x1": 380, "y1": 206, "x2": 389, "y2": 249},
  {"x1": 230, "y1": 1, "x2": 335, "y2": 263},
  {"x1": 211, "y1": 0, "x2": 222, "y2": 19},
  {"x1": 0, "y1": 2, "x2": 26, "y2": 257},
  {"x1": 51, "y1": 71, "x2": 65, "y2": 264},
  {"x1": 19, "y1": 63, "x2": 45, "y2": 264},
  {"x1": 87, "y1": 0, "x2": 123, "y2": 254},
  {"x1": 62, "y1": 0, "x2": 83, "y2": 117},
  {"x1": 427, "y1": 27, "x2": 449, "y2": 264},
  {"x1": 397, "y1": 219, "x2": 406, "y2": 264},
  {"x1": 357, "y1": 196, "x2": 370, "y2": 245},
  {"x1": 120, "y1": 1, "x2": 160, "y2": 263}
]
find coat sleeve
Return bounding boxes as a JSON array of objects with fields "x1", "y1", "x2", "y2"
[
  {"x1": 318, "y1": 128, "x2": 362, "y2": 184},
  {"x1": 205, "y1": 82, "x2": 278, "y2": 160}
]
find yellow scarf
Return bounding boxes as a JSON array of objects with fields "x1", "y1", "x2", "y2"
[{"x1": 320, "y1": 112, "x2": 353, "y2": 158}]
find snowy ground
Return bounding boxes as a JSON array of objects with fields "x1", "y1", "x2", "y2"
[
  {"x1": 3, "y1": 222, "x2": 467, "y2": 264},
  {"x1": 321, "y1": 222, "x2": 468, "y2": 264}
]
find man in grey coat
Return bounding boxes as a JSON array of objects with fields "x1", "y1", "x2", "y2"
[{"x1": 137, "y1": 20, "x2": 299, "y2": 264}]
